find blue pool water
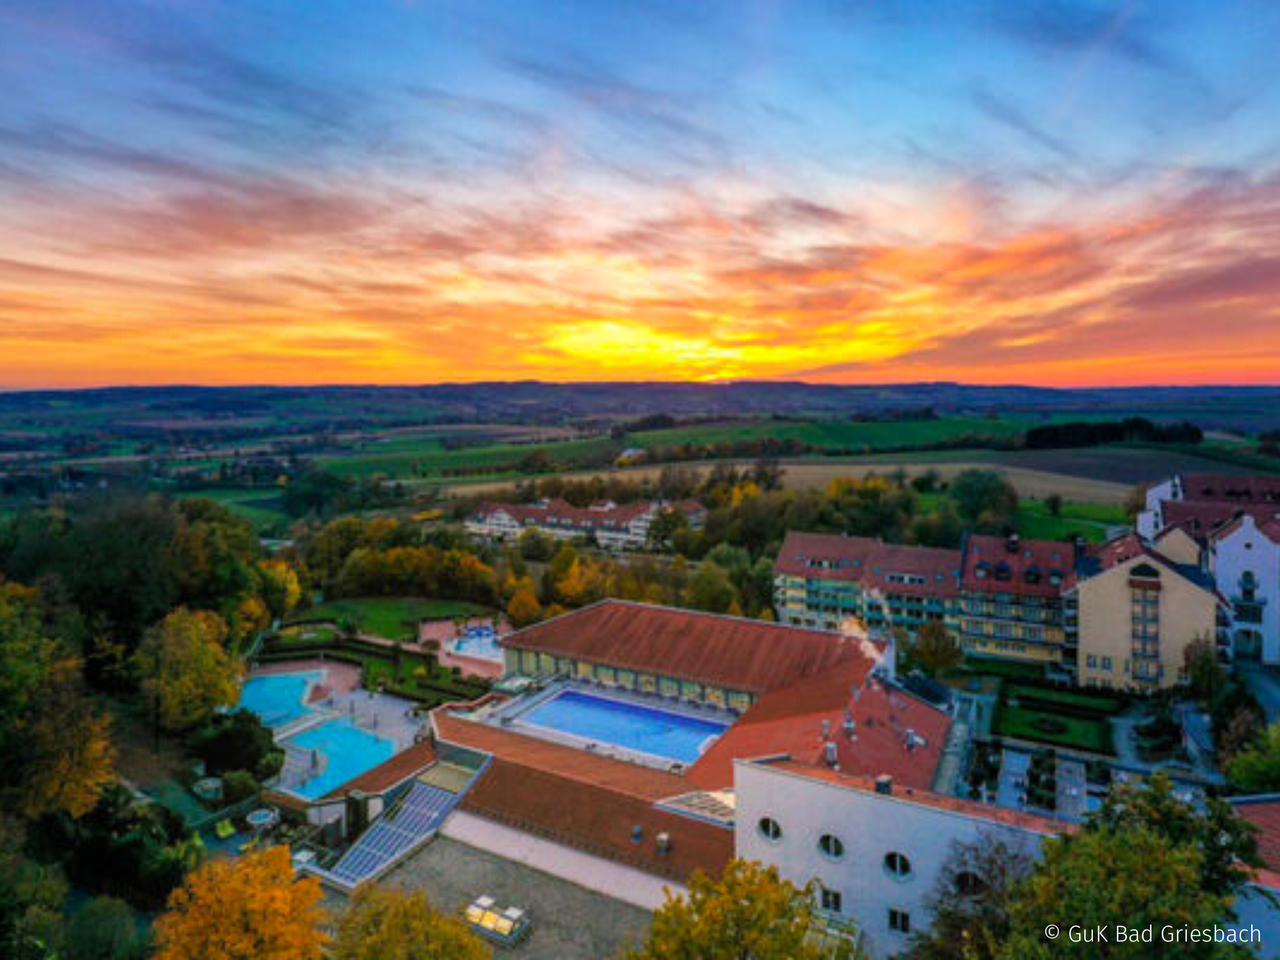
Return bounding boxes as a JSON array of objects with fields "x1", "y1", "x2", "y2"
[
  {"x1": 286, "y1": 719, "x2": 396, "y2": 799},
  {"x1": 519, "y1": 690, "x2": 728, "y2": 764},
  {"x1": 237, "y1": 672, "x2": 323, "y2": 728},
  {"x1": 452, "y1": 626, "x2": 503, "y2": 662}
]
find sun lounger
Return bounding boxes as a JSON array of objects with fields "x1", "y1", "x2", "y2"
[{"x1": 214, "y1": 819, "x2": 236, "y2": 840}]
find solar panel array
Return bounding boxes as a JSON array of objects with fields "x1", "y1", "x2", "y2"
[{"x1": 331, "y1": 782, "x2": 459, "y2": 884}]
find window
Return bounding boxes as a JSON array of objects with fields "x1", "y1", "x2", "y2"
[
  {"x1": 884, "y1": 852, "x2": 912, "y2": 879},
  {"x1": 889, "y1": 909, "x2": 911, "y2": 933},
  {"x1": 1086, "y1": 654, "x2": 1098, "y2": 669},
  {"x1": 757, "y1": 817, "x2": 782, "y2": 843},
  {"x1": 1101, "y1": 656, "x2": 1113, "y2": 671},
  {"x1": 818, "y1": 834, "x2": 844, "y2": 861},
  {"x1": 820, "y1": 887, "x2": 842, "y2": 914}
]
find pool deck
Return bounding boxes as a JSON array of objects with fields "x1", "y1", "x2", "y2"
[{"x1": 421, "y1": 617, "x2": 510, "y2": 680}]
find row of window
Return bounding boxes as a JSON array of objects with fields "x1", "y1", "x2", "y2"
[{"x1": 756, "y1": 818, "x2": 912, "y2": 878}]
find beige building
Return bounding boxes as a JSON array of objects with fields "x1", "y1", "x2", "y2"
[{"x1": 1071, "y1": 535, "x2": 1221, "y2": 690}]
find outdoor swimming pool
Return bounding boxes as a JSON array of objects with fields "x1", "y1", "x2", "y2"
[
  {"x1": 451, "y1": 625, "x2": 503, "y2": 663},
  {"x1": 518, "y1": 689, "x2": 729, "y2": 764},
  {"x1": 237, "y1": 671, "x2": 323, "y2": 727},
  {"x1": 286, "y1": 719, "x2": 396, "y2": 799}
]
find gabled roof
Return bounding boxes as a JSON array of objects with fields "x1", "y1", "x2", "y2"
[
  {"x1": 1210, "y1": 511, "x2": 1280, "y2": 547},
  {"x1": 1177, "y1": 474, "x2": 1280, "y2": 504},
  {"x1": 961, "y1": 534, "x2": 1072, "y2": 597},
  {"x1": 501, "y1": 600, "x2": 874, "y2": 695},
  {"x1": 1231, "y1": 796, "x2": 1280, "y2": 873},
  {"x1": 774, "y1": 531, "x2": 961, "y2": 598},
  {"x1": 1077, "y1": 533, "x2": 1220, "y2": 596}
]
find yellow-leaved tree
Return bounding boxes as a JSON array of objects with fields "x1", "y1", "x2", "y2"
[
  {"x1": 154, "y1": 846, "x2": 326, "y2": 960},
  {"x1": 331, "y1": 884, "x2": 490, "y2": 960},
  {"x1": 133, "y1": 607, "x2": 239, "y2": 733},
  {"x1": 625, "y1": 859, "x2": 860, "y2": 960}
]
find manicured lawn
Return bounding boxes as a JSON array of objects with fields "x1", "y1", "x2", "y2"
[
  {"x1": 289, "y1": 596, "x2": 489, "y2": 640},
  {"x1": 1016, "y1": 498, "x2": 1129, "y2": 544},
  {"x1": 994, "y1": 704, "x2": 1114, "y2": 754},
  {"x1": 1003, "y1": 683, "x2": 1125, "y2": 715},
  {"x1": 959, "y1": 657, "x2": 1047, "y2": 681}
]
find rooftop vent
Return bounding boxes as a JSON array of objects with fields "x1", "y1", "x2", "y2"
[
  {"x1": 656, "y1": 832, "x2": 671, "y2": 855},
  {"x1": 824, "y1": 740, "x2": 838, "y2": 768},
  {"x1": 875, "y1": 774, "x2": 893, "y2": 796},
  {"x1": 821, "y1": 718, "x2": 831, "y2": 740},
  {"x1": 1007, "y1": 534, "x2": 1021, "y2": 554},
  {"x1": 631, "y1": 825, "x2": 643, "y2": 844}
]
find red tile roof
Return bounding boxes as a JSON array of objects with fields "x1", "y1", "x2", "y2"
[
  {"x1": 1232, "y1": 798, "x2": 1280, "y2": 872},
  {"x1": 687, "y1": 659, "x2": 950, "y2": 792},
  {"x1": 460, "y1": 757, "x2": 733, "y2": 882},
  {"x1": 502, "y1": 600, "x2": 873, "y2": 695},
  {"x1": 760, "y1": 758, "x2": 1067, "y2": 834},
  {"x1": 1178, "y1": 474, "x2": 1280, "y2": 504},
  {"x1": 1208, "y1": 510, "x2": 1280, "y2": 546},
  {"x1": 774, "y1": 531, "x2": 961, "y2": 598},
  {"x1": 1160, "y1": 500, "x2": 1273, "y2": 540},
  {"x1": 961, "y1": 534, "x2": 1073, "y2": 597}
]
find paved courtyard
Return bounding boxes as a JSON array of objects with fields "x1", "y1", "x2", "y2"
[{"x1": 383, "y1": 836, "x2": 653, "y2": 959}]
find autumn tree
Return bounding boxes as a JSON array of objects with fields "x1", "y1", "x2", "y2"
[
  {"x1": 0, "y1": 816, "x2": 70, "y2": 960},
  {"x1": 625, "y1": 859, "x2": 858, "y2": 960},
  {"x1": 911, "y1": 621, "x2": 962, "y2": 676},
  {"x1": 154, "y1": 846, "x2": 326, "y2": 960},
  {"x1": 1184, "y1": 636, "x2": 1227, "y2": 704},
  {"x1": 331, "y1": 884, "x2": 489, "y2": 960},
  {"x1": 999, "y1": 828, "x2": 1236, "y2": 959},
  {"x1": 1228, "y1": 721, "x2": 1280, "y2": 794},
  {"x1": 506, "y1": 587, "x2": 543, "y2": 628},
  {"x1": 904, "y1": 832, "x2": 1037, "y2": 960},
  {"x1": 0, "y1": 583, "x2": 115, "y2": 819},
  {"x1": 948, "y1": 470, "x2": 1018, "y2": 532},
  {"x1": 66, "y1": 895, "x2": 147, "y2": 960},
  {"x1": 133, "y1": 607, "x2": 239, "y2": 733}
]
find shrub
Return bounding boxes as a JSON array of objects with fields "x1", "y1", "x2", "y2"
[{"x1": 222, "y1": 770, "x2": 259, "y2": 804}]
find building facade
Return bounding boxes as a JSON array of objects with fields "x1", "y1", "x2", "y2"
[
  {"x1": 734, "y1": 758, "x2": 1056, "y2": 958},
  {"x1": 1070, "y1": 535, "x2": 1221, "y2": 690},
  {"x1": 1211, "y1": 515, "x2": 1280, "y2": 664},
  {"x1": 465, "y1": 497, "x2": 704, "y2": 551},
  {"x1": 773, "y1": 532, "x2": 961, "y2": 636},
  {"x1": 957, "y1": 535, "x2": 1072, "y2": 667}
]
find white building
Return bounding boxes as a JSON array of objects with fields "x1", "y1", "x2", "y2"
[
  {"x1": 1212, "y1": 515, "x2": 1280, "y2": 664},
  {"x1": 733, "y1": 758, "x2": 1058, "y2": 958},
  {"x1": 465, "y1": 497, "x2": 705, "y2": 551}
]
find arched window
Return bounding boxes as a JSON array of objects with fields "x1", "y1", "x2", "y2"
[
  {"x1": 757, "y1": 817, "x2": 782, "y2": 843},
  {"x1": 884, "y1": 851, "x2": 912, "y2": 879},
  {"x1": 818, "y1": 834, "x2": 844, "y2": 861}
]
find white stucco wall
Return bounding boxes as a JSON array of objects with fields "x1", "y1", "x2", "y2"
[
  {"x1": 1214, "y1": 518, "x2": 1280, "y2": 665},
  {"x1": 733, "y1": 761, "x2": 1049, "y2": 958}
]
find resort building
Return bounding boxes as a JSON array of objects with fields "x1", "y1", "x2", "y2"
[
  {"x1": 734, "y1": 756, "x2": 1061, "y2": 957},
  {"x1": 1069, "y1": 534, "x2": 1222, "y2": 690},
  {"x1": 465, "y1": 497, "x2": 705, "y2": 550},
  {"x1": 957, "y1": 534, "x2": 1072, "y2": 668},
  {"x1": 1210, "y1": 514, "x2": 1280, "y2": 664},
  {"x1": 1137, "y1": 472, "x2": 1280, "y2": 540},
  {"x1": 425, "y1": 601, "x2": 955, "y2": 906},
  {"x1": 773, "y1": 531, "x2": 961, "y2": 635}
]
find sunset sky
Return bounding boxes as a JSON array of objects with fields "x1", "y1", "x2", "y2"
[{"x1": 1, "y1": 0, "x2": 1279, "y2": 388}]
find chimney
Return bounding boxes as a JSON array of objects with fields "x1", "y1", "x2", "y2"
[
  {"x1": 656, "y1": 832, "x2": 671, "y2": 855},
  {"x1": 843, "y1": 711, "x2": 855, "y2": 739},
  {"x1": 875, "y1": 774, "x2": 893, "y2": 795},
  {"x1": 824, "y1": 740, "x2": 838, "y2": 768},
  {"x1": 1006, "y1": 533, "x2": 1020, "y2": 554},
  {"x1": 821, "y1": 718, "x2": 831, "y2": 740}
]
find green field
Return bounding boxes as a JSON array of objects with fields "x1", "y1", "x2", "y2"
[
  {"x1": 1016, "y1": 498, "x2": 1128, "y2": 543},
  {"x1": 288, "y1": 596, "x2": 488, "y2": 640},
  {"x1": 318, "y1": 435, "x2": 617, "y2": 479},
  {"x1": 173, "y1": 487, "x2": 289, "y2": 534},
  {"x1": 993, "y1": 704, "x2": 1114, "y2": 754},
  {"x1": 630, "y1": 417, "x2": 1029, "y2": 451}
]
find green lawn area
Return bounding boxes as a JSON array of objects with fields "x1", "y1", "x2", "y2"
[
  {"x1": 1002, "y1": 683, "x2": 1125, "y2": 715},
  {"x1": 1016, "y1": 498, "x2": 1128, "y2": 543},
  {"x1": 173, "y1": 487, "x2": 289, "y2": 534},
  {"x1": 318, "y1": 435, "x2": 618, "y2": 479},
  {"x1": 993, "y1": 704, "x2": 1114, "y2": 754},
  {"x1": 959, "y1": 657, "x2": 1047, "y2": 681},
  {"x1": 288, "y1": 596, "x2": 488, "y2": 640}
]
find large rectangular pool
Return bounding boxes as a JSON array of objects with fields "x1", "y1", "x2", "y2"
[
  {"x1": 518, "y1": 689, "x2": 728, "y2": 764},
  {"x1": 286, "y1": 719, "x2": 396, "y2": 799}
]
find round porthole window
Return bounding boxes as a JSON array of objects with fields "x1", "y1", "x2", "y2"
[
  {"x1": 818, "y1": 833, "x2": 844, "y2": 861},
  {"x1": 758, "y1": 817, "x2": 782, "y2": 843},
  {"x1": 884, "y1": 851, "x2": 912, "y2": 879}
]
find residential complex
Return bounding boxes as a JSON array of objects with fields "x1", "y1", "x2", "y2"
[
  {"x1": 773, "y1": 476, "x2": 1278, "y2": 691},
  {"x1": 465, "y1": 497, "x2": 705, "y2": 550}
]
